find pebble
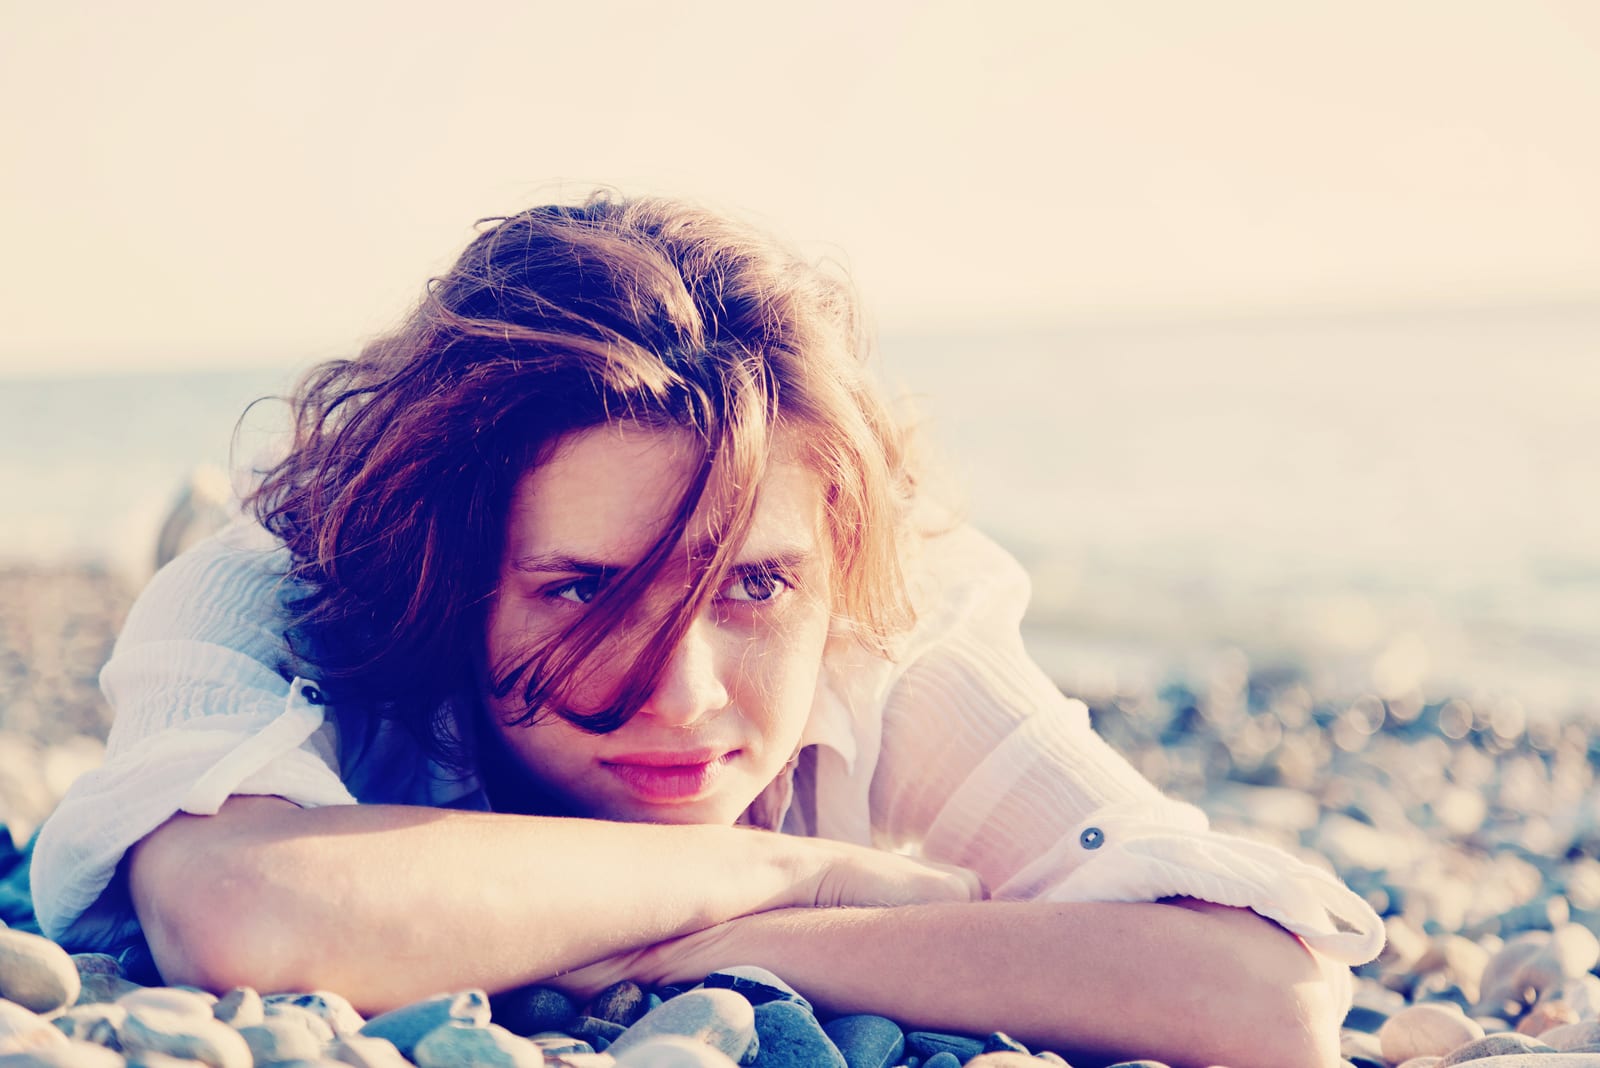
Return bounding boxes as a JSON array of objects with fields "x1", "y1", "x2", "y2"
[
  {"x1": 237, "y1": 1018, "x2": 327, "y2": 1065},
  {"x1": 820, "y1": 1014, "x2": 903, "y2": 1068},
  {"x1": 1379, "y1": 1002, "x2": 1486, "y2": 1063},
  {"x1": 751, "y1": 999, "x2": 845, "y2": 1068},
  {"x1": 569, "y1": 1016, "x2": 627, "y2": 1051},
  {"x1": 358, "y1": 990, "x2": 490, "y2": 1058},
  {"x1": 905, "y1": 1031, "x2": 985, "y2": 1063},
  {"x1": 0, "y1": 929, "x2": 81, "y2": 1013},
  {"x1": 590, "y1": 982, "x2": 649, "y2": 1028},
  {"x1": 0, "y1": 1039, "x2": 126, "y2": 1068},
  {"x1": 260, "y1": 1003, "x2": 336, "y2": 1046},
  {"x1": 919, "y1": 1054, "x2": 962, "y2": 1068},
  {"x1": 1543, "y1": 1021, "x2": 1600, "y2": 1052},
  {"x1": 490, "y1": 986, "x2": 578, "y2": 1037},
  {"x1": 211, "y1": 989, "x2": 263, "y2": 1029},
  {"x1": 703, "y1": 968, "x2": 811, "y2": 1013},
  {"x1": 52, "y1": 1004, "x2": 126, "y2": 1049},
  {"x1": 118, "y1": 1008, "x2": 253, "y2": 1068},
  {"x1": 265, "y1": 992, "x2": 365, "y2": 1036},
  {"x1": 412, "y1": 1021, "x2": 544, "y2": 1068},
  {"x1": 0, "y1": 999, "x2": 68, "y2": 1055},
  {"x1": 1439, "y1": 1033, "x2": 1558, "y2": 1065},
  {"x1": 610, "y1": 1035, "x2": 740, "y2": 1068},
  {"x1": 605, "y1": 990, "x2": 756, "y2": 1065},
  {"x1": 327, "y1": 1034, "x2": 411, "y2": 1068},
  {"x1": 118, "y1": 989, "x2": 217, "y2": 1022}
]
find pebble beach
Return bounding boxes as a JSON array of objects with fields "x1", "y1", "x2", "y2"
[{"x1": 4, "y1": 563, "x2": 1600, "y2": 1067}]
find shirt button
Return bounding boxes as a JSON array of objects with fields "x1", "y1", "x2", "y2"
[{"x1": 1079, "y1": 826, "x2": 1105, "y2": 849}]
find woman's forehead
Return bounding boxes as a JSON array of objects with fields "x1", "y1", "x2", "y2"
[{"x1": 503, "y1": 422, "x2": 824, "y2": 570}]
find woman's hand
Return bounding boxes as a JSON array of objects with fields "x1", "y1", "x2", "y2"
[{"x1": 793, "y1": 838, "x2": 984, "y2": 909}]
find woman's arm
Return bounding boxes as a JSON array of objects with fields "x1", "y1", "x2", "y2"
[
  {"x1": 127, "y1": 795, "x2": 978, "y2": 1011},
  {"x1": 578, "y1": 897, "x2": 1340, "y2": 1068}
]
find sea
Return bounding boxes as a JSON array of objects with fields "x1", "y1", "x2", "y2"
[{"x1": 4, "y1": 305, "x2": 1597, "y2": 714}]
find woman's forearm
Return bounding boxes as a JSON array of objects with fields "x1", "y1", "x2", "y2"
[
  {"x1": 127, "y1": 796, "x2": 974, "y2": 1010},
  {"x1": 596, "y1": 899, "x2": 1339, "y2": 1068}
]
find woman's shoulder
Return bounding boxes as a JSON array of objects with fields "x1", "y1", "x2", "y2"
[
  {"x1": 116, "y1": 518, "x2": 294, "y2": 655},
  {"x1": 897, "y1": 523, "x2": 1032, "y2": 654}
]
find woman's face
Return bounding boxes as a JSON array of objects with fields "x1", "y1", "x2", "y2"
[{"x1": 482, "y1": 421, "x2": 834, "y2": 825}]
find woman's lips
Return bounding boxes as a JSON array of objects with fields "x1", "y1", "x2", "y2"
[{"x1": 601, "y1": 750, "x2": 736, "y2": 803}]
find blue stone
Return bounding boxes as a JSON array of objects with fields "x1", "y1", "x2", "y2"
[
  {"x1": 359, "y1": 990, "x2": 490, "y2": 1058},
  {"x1": 921, "y1": 1054, "x2": 962, "y2": 1068},
  {"x1": 750, "y1": 1000, "x2": 845, "y2": 1068},
  {"x1": 821, "y1": 1014, "x2": 904, "y2": 1068},
  {"x1": 906, "y1": 1031, "x2": 984, "y2": 1062},
  {"x1": 1341, "y1": 1005, "x2": 1388, "y2": 1033},
  {"x1": 489, "y1": 984, "x2": 577, "y2": 1036},
  {"x1": 705, "y1": 966, "x2": 812, "y2": 1013}
]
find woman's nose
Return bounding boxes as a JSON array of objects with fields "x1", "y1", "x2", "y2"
[{"x1": 639, "y1": 616, "x2": 730, "y2": 726}]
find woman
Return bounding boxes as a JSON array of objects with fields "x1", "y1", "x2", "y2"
[{"x1": 33, "y1": 194, "x2": 1380, "y2": 1068}]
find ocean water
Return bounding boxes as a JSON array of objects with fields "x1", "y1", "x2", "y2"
[{"x1": 4, "y1": 306, "x2": 1597, "y2": 711}]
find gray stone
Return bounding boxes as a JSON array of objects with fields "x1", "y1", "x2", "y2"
[
  {"x1": 238, "y1": 1019, "x2": 328, "y2": 1066},
  {"x1": 264, "y1": 993, "x2": 364, "y2": 1037},
  {"x1": 570, "y1": 1017, "x2": 627, "y2": 1052},
  {"x1": 905, "y1": 1032, "x2": 984, "y2": 1063},
  {"x1": 751, "y1": 1000, "x2": 844, "y2": 1068},
  {"x1": 213, "y1": 989, "x2": 264, "y2": 1029},
  {"x1": 983, "y1": 1033, "x2": 1030, "y2": 1055},
  {"x1": 610, "y1": 1037, "x2": 739, "y2": 1068},
  {"x1": 118, "y1": 989, "x2": 217, "y2": 1022},
  {"x1": 606, "y1": 990, "x2": 756, "y2": 1065},
  {"x1": 359, "y1": 991, "x2": 490, "y2": 1059},
  {"x1": 0, "y1": 930, "x2": 81, "y2": 1014},
  {"x1": 51, "y1": 1005, "x2": 126, "y2": 1050},
  {"x1": 0, "y1": 1039, "x2": 127, "y2": 1068},
  {"x1": 68, "y1": 956, "x2": 121, "y2": 980},
  {"x1": 529, "y1": 1033, "x2": 593, "y2": 1056},
  {"x1": 589, "y1": 983, "x2": 648, "y2": 1029},
  {"x1": 1440, "y1": 1033, "x2": 1558, "y2": 1065},
  {"x1": 259, "y1": 1005, "x2": 335, "y2": 1046},
  {"x1": 412, "y1": 1021, "x2": 544, "y2": 1068},
  {"x1": 118, "y1": 1007, "x2": 253, "y2": 1068},
  {"x1": 821, "y1": 1014, "x2": 903, "y2": 1068},
  {"x1": 0, "y1": 1000, "x2": 69, "y2": 1056},
  {"x1": 122, "y1": 1054, "x2": 212, "y2": 1068},
  {"x1": 327, "y1": 1035, "x2": 411, "y2": 1068},
  {"x1": 490, "y1": 986, "x2": 577, "y2": 1037},
  {"x1": 919, "y1": 1054, "x2": 962, "y2": 1068}
]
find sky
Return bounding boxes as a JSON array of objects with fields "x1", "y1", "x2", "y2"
[{"x1": 4, "y1": 1, "x2": 1600, "y2": 376}]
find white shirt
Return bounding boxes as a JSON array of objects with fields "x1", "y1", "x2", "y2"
[{"x1": 31, "y1": 520, "x2": 1384, "y2": 978}]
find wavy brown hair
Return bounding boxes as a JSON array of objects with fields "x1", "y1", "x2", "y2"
[{"x1": 249, "y1": 193, "x2": 918, "y2": 771}]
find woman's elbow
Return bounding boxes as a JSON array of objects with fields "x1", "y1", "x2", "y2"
[{"x1": 129, "y1": 804, "x2": 316, "y2": 994}]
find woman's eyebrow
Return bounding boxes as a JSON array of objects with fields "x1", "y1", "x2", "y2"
[{"x1": 507, "y1": 552, "x2": 619, "y2": 575}]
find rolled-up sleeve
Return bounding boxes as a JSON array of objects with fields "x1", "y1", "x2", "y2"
[
  {"x1": 30, "y1": 524, "x2": 355, "y2": 950},
  {"x1": 868, "y1": 527, "x2": 1384, "y2": 968}
]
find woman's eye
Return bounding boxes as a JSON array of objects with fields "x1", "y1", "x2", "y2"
[
  {"x1": 724, "y1": 571, "x2": 790, "y2": 603},
  {"x1": 549, "y1": 578, "x2": 601, "y2": 605}
]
